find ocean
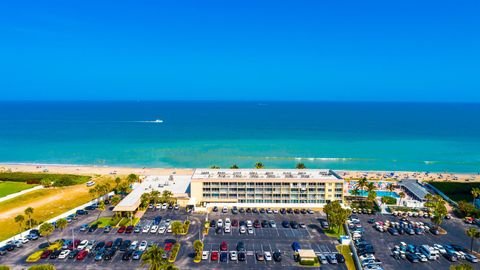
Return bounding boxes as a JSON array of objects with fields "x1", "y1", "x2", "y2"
[{"x1": 0, "y1": 101, "x2": 479, "y2": 173}]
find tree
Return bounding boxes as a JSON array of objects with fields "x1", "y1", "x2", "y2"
[
  {"x1": 254, "y1": 162, "x2": 264, "y2": 169},
  {"x1": 471, "y1": 188, "x2": 480, "y2": 205},
  {"x1": 466, "y1": 227, "x2": 480, "y2": 252},
  {"x1": 357, "y1": 177, "x2": 368, "y2": 192},
  {"x1": 398, "y1": 192, "x2": 406, "y2": 205},
  {"x1": 387, "y1": 183, "x2": 395, "y2": 192},
  {"x1": 424, "y1": 194, "x2": 448, "y2": 229},
  {"x1": 39, "y1": 223, "x2": 55, "y2": 244},
  {"x1": 350, "y1": 187, "x2": 360, "y2": 196},
  {"x1": 0, "y1": 265, "x2": 10, "y2": 270},
  {"x1": 89, "y1": 187, "x2": 98, "y2": 201},
  {"x1": 14, "y1": 214, "x2": 25, "y2": 233},
  {"x1": 323, "y1": 200, "x2": 351, "y2": 234},
  {"x1": 114, "y1": 177, "x2": 121, "y2": 189},
  {"x1": 96, "y1": 201, "x2": 106, "y2": 220},
  {"x1": 193, "y1": 240, "x2": 203, "y2": 256},
  {"x1": 367, "y1": 191, "x2": 377, "y2": 203},
  {"x1": 110, "y1": 195, "x2": 121, "y2": 206},
  {"x1": 56, "y1": 218, "x2": 68, "y2": 232},
  {"x1": 230, "y1": 164, "x2": 239, "y2": 169},
  {"x1": 126, "y1": 174, "x2": 139, "y2": 184},
  {"x1": 161, "y1": 190, "x2": 175, "y2": 204},
  {"x1": 458, "y1": 201, "x2": 476, "y2": 217},
  {"x1": 171, "y1": 221, "x2": 184, "y2": 236},
  {"x1": 366, "y1": 182, "x2": 376, "y2": 193},
  {"x1": 150, "y1": 190, "x2": 161, "y2": 205},
  {"x1": 40, "y1": 178, "x2": 52, "y2": 188},
  {"x1": 27, "y1": 264, "x2": 56, "y2": 270},
  {"x1": 141, "y1": 193, "x2": 151, "y2": 209},
  {"x1": 141, "y1": 245, "x2": 171, "y2": 270},
  {"x1": 450, "y1": 263, "x2": 474, "y2": 270},
  {"x1": 25, "y1": 207, "x2": 34, "y2": 229},
  {"x1": 210, "y1": 165, "x2": 220, "y2": 169},
  {"x1": 296, "y1": 163, "x2": 306, "y2": 169}
]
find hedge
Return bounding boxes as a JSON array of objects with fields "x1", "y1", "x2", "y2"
[
  {"x1": 193, "y1": 242, "x2": 204, "y2": 263},
  {"x1": 203, "y1": 222, "x2": 209, "y2": 235},
  {"x1": 168, "y1": 243, "x2": 181, "y2": 263},
  {"x1": 181, "y1": 220, "x2": 191, "y2": 235},
  {"x1": 28, "y1": 264, "x2": 56, "y2": 270},
  {"x1": 26, "y1": 240, "x2": 63, "y2": 262}
]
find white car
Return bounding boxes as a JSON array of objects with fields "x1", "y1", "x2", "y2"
[
  {"x1": 246, "y1": 220, "x2": 252, "y2": 227},
  {"x1": 248, "y1": 227, "x2": 254, "y2": 234},
  {"x1": 150, "y1": 225, "x2": 159, "y2": 233},
  {"x1": 77, "y1": 240, "x2": 89, "y2": 250},
  {"x1": 264, "y1": 251, "x2": 272, "y2": 261},
  {"x1": 139, "y1": 241, "x2": 148, "y2": 251},
  {"x1": 217, "y1": 219, "x2": 223, "y2": 228},
  {"x1": 225, "y1": 218, "x2": 231, "y2": 227},
  {"x1": 273, "y1": 209, "x2": 279, "y2": 214},
  {"x1": 230, "y1": 251, "x2": 238, "y2": 261},
  {"x1": 162, "y1": 203, "x2": 168, "y2": 210},
  {"x1": 159, "y1": 226, "x2": 167, "y2": 234},
  {"x1": 130, "y1": 241, "x2": 138, "y2": 250},
  {"x1": 416, "y1": 253, "x2": 428, "y2": 262},
  {"x1": 165, "y1": 219, "x2": 171, "y2": 226},
  {"x1": 239, "y1": 226, "x2": 246, "y2": 234},
  {"x1": 19, "y1": 238, "x2": 29, "y2": 244},
  {"x1": 224, "y1": 226, "x2": 231, "y2": 233},
  {"x1": 8, "y1": 240, "x2": 22, "y2": 248},
  {"x1": 433, "y1": 244, "x2": 446, "y2": 254},
  {"x1": 202, "y1": 251, "x2": 209, "y2": 260},
  {"x1": 58, "y1": 249, "x2": 70, "y2": 259},
  {"x1": 86, "y1": 181, "x2": 95, "y2": 187},
  {"x1": 142, "y1": 225, "x2": 151, "y2": 233},
  {"x1": 167, "y1": 225, "x2": 172, "y2": 233},
  {"x1": 156, "y1": 204, "x2": 162, "y2": 209}
]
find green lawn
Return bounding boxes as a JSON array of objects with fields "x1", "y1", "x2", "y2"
[
  {"x1": 0, "y1": 181, "x2": 37, "y2": 197},
  {"x1": 324, "y1": 225, "x2": 346, "y2": 238},
  {"x1": 429, "y1": 181, "x2": 480, "y2": 202},
  {"x1": 336, "y1": 245, "x2": 356, "y2": 270}
]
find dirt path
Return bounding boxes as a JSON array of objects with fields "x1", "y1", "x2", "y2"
[{"x1": 0, "y1": 192, "x2": 64, "y2": 220}]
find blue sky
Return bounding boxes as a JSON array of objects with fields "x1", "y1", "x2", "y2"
[{"x1": 0, "y1": 1, "x2": 479, "y2": 101}]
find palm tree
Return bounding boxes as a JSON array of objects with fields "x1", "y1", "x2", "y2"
[
  {"x1": 96, "y1": 201, "x2": 106, "y2": 220},
  {"x1": 350, "y1": 186, "x2": 361, "y2": 196},
  {"x1": 39, "y1": 223, "x2": 55, "y2": 244},
  {"x1": 141, "y1": 245, "x2": 169, "y2": 270},
  {"x1": 171, "y1": 221, "x2": 184, "y2": 237},
  {"x1": 471, "y1": 188, "x2": 480, "y2": 205},
  {"x1": 126, "y1": 174, "x2": 139, "y2": 184},
  {"x1": 110, "y1": 195, "x2": 120, "y2": 206},
  {"x1": 56, "y1": 218, "x2": 68, "y2": 232},
  {"x1": 114, "y1": 177, "x2": 121, "y2": 190},
  {"x1": 162, "y1": 190, "x2": 174, "y2": 204},
  {"x1": 24, "y1": 207, "x2": 34, "y2": 229},
  {"x1": 366, "y1": 182, "x2": 376, "y2": 193},
  {"x1": 398, "y1": 192, "x2": 406, "y2": 205},
  {"x1": 14, "y1": 214, "x2": 25, "y2": 233},
  {"x1": 387, "y1": 183, "x2": 395, "y2": 192},
  {"x1": 150, "y1": 190, "x2": 161, "y2": 205},
  {"x1": 466, "y1": 227, "x2": 479, "y2": 252},
  {"x1": 255, "y1": 162, "x2": 264, "y2": 169},
  {"x1": 141, "y1": 193, "x2": 151, "y2": 209},
  {"x1": 357, "y1": 177, "x2": 368, "y2": 192},
  {"x1": 89, "y1": 187, "x2": 98, "y2": 201},
  {"x1": 230, "y1": 164, "x2": 239, "y2": 169},
  {"x1": 296, "y1": 163, "x2": 306, "y2": 169},
  {"x1": 193, "y1": 240, "x2": 203, "y2": 256}
]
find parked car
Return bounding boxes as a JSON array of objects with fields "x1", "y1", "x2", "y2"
[
  {"x1": 76, "y1": 250, "x2": 89, "y2": 260},
  {"x1": 256, "y1": 252, "x2": 265, "y2": 261},
  {"x1": 202, "y1": 251, "x2": 209, "y2": 260},
  {"x1": 273, "y1": 251, "x2": 282, "y2": 262},
  {"x1": 211, "y1": 251, "x2": 219, "y2": 261},
  {"x1": 117, "y1": 226, "x2": 126, "y2": 233},
  {"x1": 58, "y1": 249, "x2": 70, "y2": 259}
]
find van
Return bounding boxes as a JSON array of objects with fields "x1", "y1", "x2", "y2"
[{"x1": 419, "y1": 245, "x2": 439, "y2": 260}]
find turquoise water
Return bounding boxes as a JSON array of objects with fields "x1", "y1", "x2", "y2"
[
  {"x1": 0, "y1": 101, "x2": 480, "y2": 172},
  {"x1": 349, "y1": 190, "x2": 400, "y2": 198}
]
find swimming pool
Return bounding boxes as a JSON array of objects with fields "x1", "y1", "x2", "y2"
[{"x1": 349, "y1": 190, "x2": 400, "y2": 198}]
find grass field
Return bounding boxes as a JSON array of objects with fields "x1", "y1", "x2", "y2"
[
  {"x1": 0, "y1": 175, "x2": 115, "y2": 241},
  {"x1": 0, "y1": 172, "x2": 90, "y2": 187},
  {"x1": 429, "y1": 181, "x2": 480, "y2": 202},
  {"x1": 0, "y1": 181, "x2": 37, "y2": 197},
  {"x1": 336, "y1": 245, "x2": 356, "y2": 270}
]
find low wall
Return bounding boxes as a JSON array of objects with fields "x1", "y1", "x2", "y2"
[{"x1": 343, "y1": 223, "x2": 361, "y2": 270}]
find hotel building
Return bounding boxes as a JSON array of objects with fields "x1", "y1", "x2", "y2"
[{"x1": 190, "y1": 169, "x2": 345, "y2": 207}]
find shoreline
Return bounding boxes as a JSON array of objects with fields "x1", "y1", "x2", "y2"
[{"x1": 0, "y1": 162, "x2": 479, "y2": 182}]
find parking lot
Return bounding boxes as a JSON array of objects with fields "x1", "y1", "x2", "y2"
[
  {"x1": 184, "y1": 210, "x2": 348, "y2": 269},
  {"x1": 353, "y1": 213, "x2": 480, "y2": 270}
]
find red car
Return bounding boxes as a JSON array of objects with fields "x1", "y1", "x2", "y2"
[
  {"x1": 105, "y1": 241, "x2": 113, "y2": 248},
  {"x1": 117, "y1": 226, "x2": 126, "y2": 233},
  {"x1": 68, "y1": 239, "x2": 81, "y2": 250},
  {"x1": 164, "y1": 243, "x2": 173, "y2": 251},
  {"x1": 76, "y1": 250, "x2": 89, "y2": 260},
  {"x1": 125, "y1": 225, "x2": 134, "y2": 234},
  {"x1": 40, "y1": 250, "x2": 52, "y2": 259},
  {"x1": 232, "y1": 219, "x2": 239, "y2": 227},
  {"x1": 220, "y1": 241, "x2": 228, "y2": 251},
  {"x1": 211, "y1": 251, "x2": 219, "y2": 261}
]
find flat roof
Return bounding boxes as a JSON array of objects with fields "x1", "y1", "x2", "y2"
[
  {"x1": 192, "y1": 169, "x2": 342, "y2": 181},
  {"x1": 113, "y1": 174, "x2": 191, "y2": 212},
  {"x1": 398, "y1": 179, "x2": 430, "y2": 200}
]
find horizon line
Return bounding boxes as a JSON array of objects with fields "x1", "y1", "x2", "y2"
[{"x1": 1, "y1": 100, "x2": 480, "y2": 104}]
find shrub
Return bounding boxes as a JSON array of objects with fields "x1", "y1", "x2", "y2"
[
  {"x1": 0, "y1": 266, "x2": 10, "y2": 270},
  {"x1": 381, "y1": 196, "x2": 397, "y2": 205},
  {"x1": 0, "y1": 172, "x2": 90, "y2": 186},
  {"x1": 168, "y1": 243, "x2": 181, "y2": 263},
  {"x1": 182, "y1": 220, "x2": 191, "y2": 234}
]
